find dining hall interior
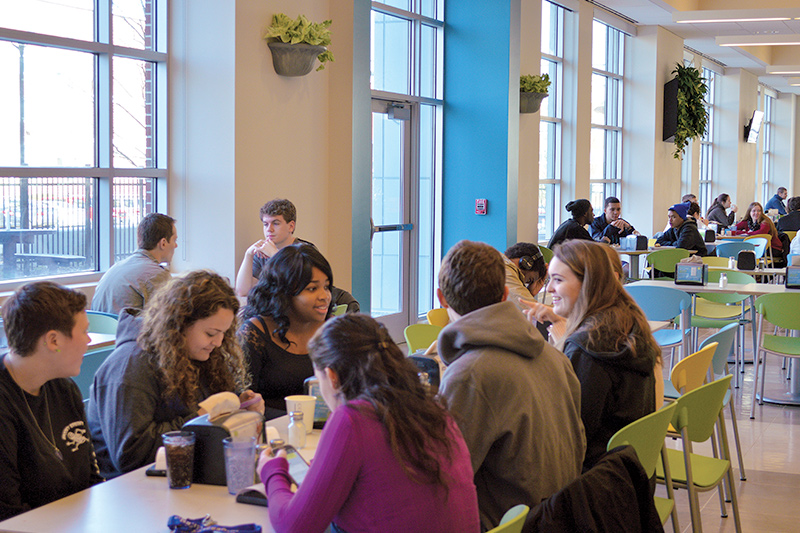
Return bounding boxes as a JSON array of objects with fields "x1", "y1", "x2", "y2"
[{"x1": 2, "y1": 0, "x2": 800, "y2": 531}]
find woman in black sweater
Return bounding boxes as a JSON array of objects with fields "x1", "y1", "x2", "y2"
[{"x1": 548, "y1": 199, "x2": 595, "y2": 250}]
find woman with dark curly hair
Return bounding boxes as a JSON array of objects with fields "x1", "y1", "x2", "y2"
[
  {"x1": 87, "y1": 270, "x2": 263, "y2": 479},
  {"x1": 258, "y1": 314, "x2": 479, "y2": 533},
  {"x1": 239, "y1": 244, "x2": 333, "y2": 415}
]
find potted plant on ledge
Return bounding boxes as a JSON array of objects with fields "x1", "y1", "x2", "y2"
[
  {"x1": 520, "y1": 73, "x2": 550, "y2": 113},
  {"x1": 264, "y1": 13, "x2": 334, "y2": 77}
]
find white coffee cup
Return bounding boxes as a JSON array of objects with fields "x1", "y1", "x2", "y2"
[{"x1": 284, "y1": 395, "x2": 316, "y2": 434}]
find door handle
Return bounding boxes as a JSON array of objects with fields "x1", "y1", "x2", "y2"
[{"x1": 370, "y1": 218, "x2": 413, "y2": 241}]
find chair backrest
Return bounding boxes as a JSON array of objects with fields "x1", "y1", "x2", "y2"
[
  {"x1": 715, "y1": 241, "x2": 755, "y2": 259},
  {"x1": 403, "y1": 323, "x2": 442, "y2": 354},
  {"x1": 743, "y1": 235, "x2": 769, "y2": 258},
  {"x1": 607, "y1": 402, "x2": 677, "y2": 477},
  {"x1": 670, "y1": 342, "x2": 717, "y2": 395},
  {"x1": 539, "y1": 245, "x2": 554, "y2": 265},
  {"x1": 86, "y1": 310, "x2": 119, "y2": 334},
  {"x1": 487, "y1": 504, "x2": 529, "y2": 533},
  {"x1": 426, "y1": 307, "x2": 450, "y2": 327},
  {"x1": 701, "y1": 256, "x2": 729, "y2": 267},
  {"x1": 699, "y1": 323, "x2": 738, "y2": 378},
  {"x1": 332, "y1": 304, "x2": 348, "y2": 317},
  {"x1": 697, "y1": 270, "x2": 755, "y2": 304},
  {"x1": 73, "y1": 346, "x2": 114, "y2": 400},
  {"x1": 755, "y1": 293, "x2": 800, "y2": 331},
  {"x1": 625, "y1": 285, "x2": 692, "y2": 321},
  {"x1": 671, "y1": 376, "x2": 733, "y2": 443},
  {"x1": 646, "y1": 249, "x2": 690, "y2": 278},
  {"x1": 784, "y1": 230, "x2": 797, "y2": 242}
]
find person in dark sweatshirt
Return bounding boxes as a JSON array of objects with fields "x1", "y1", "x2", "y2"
[
  {"x1": 655, "y1": 201, "x2": 707, "y2": 256},
  {"x1": 87, "y1": 271, "x2": 264, "y2": 479},
  {"x1": 534, "y1": 240, "x2": 663, "y2": 471},
  {"x1": 436, "y1": 240, "x2": 585, "y2": 530}
]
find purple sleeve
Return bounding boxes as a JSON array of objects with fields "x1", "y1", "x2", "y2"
[{"x1": 260, "y1": 407, "x2": 362, "y2": 533}]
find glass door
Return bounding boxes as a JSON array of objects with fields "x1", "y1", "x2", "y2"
[{"x1": 371, "y1": 99, "x2": 416, "y2": 340}]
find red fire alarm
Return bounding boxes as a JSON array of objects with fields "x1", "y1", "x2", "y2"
[{"x1": 475, "y1": 199, "x2": 487, "y2": 215}]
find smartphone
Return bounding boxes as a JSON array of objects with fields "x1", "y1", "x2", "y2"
[{"x1": 283, "y1": 445, "x2": 311, "y2": 486}]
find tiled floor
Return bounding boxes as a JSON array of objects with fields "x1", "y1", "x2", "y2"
[{"x1": 658, "y1": 331, "x2": 800, "y2": 533}]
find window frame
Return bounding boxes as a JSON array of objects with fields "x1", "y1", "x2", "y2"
[
  {"x1": 698, "y1": 67, "x2": 716, "y2": 214},
  {"x1": 760, "y1": 91, "x2": 774, "y2": 206},
  {"x1": 0, "y1": 0, "x2": 168, "y2": 290}
]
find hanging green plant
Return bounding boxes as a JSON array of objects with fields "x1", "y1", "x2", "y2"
[{"x1": 671, "y1": 63, "x2": 708, "y2": 159}]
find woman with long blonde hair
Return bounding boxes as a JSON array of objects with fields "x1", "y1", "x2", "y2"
[
  {"x1": 88, "y1": 270, "x2": 263, "y2": 479},
  {"x1": 525, "y1": 240, "x2": 662, "y2": 471}
]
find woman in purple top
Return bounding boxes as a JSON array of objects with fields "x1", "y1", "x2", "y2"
[{"x1": 258, "y1": 314, "x2": 480, "y2": 533}]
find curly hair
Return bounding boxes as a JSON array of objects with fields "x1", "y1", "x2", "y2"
[
  {"x1": 553, "y1": 240, "x2": 661, "y2": 367},
  {"x1": 241, "y1": 244, "x2": 333, "y2": 346},
  {"x1": 138, "y1": 270, "x2": 248, "y2": 407},
  {"x1": 308, "y1": 314, "x2": 455, "y2": 490}
]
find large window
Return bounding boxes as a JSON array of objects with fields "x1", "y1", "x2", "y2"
[
  {"x1": 698, "y1": 67, "x2": 715, "y2": 213},
  {"x1": 370, "y1": 1, "x2": 443, "y2": 328},
  {"x1": 0, "y1": 0, "x2": 166, "y2": 283},
  {"x1": 538, "y1": 1, "x2": 564, "y2": 242},
  {"x1": 589, "y1": 20, "x2": 624, "y2": 211},
  {"x1": 761, "y1": 91, "x2": 774, "y2": 205}
]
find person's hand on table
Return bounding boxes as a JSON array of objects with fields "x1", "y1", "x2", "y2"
[{"x1": 519, "y1": 299, "x2": 567, "y2": 343}]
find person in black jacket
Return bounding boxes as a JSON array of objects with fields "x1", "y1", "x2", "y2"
[
  {"x1": 777, "y1": 196, "x2": 800, "y2": 232},
  {"x1": 590, "y1": 196, "x2": 638, "y2": 245},
  {"x1": 656, "y1": 202, "x2": 707, "y2": 256},
  {"x1": 548, "y1": 199, "x2": 595, "y2": 250},
  {"x1": 0, "y1": 282, "x2": 103, "y2": 520}
]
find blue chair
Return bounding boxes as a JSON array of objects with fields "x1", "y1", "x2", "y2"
[
  {"x1": 625, "y1": 285, "x2": 692, "y2": 369},
  {"x1": 73, "y1": 346, "x2": 114, "y2": 400},
  {"x1": 86, "y1": 310, "x2": 120, "y2": 334},
  {"x1": 715, "y1": 241, "x2": 755, "y2": 259}
]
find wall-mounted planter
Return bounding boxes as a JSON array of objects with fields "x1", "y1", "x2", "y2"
[
  {"x1": 267, "y1": 42, "x2": 326, "y2": 77},
  {"x1": 520, "y1": 91, "x2": 548, "y2": 114}
]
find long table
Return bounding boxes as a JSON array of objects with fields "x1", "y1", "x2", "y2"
[
  {"x1": 627, "y1": 279, "x2": 800, "y2": 405},
  {"x1": 0, "y1": 417, "x2": 320, "y2": 533}
]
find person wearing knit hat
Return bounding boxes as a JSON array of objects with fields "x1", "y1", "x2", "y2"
[{"x1": 655, "y1": 202, "x2": 707, "y2": 256}]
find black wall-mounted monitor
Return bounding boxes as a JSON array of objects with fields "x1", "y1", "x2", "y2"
[{"x1": 744, "y1": 110, "x2": 764, "y2": 144}]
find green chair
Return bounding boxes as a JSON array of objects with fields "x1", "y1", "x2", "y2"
[
  {"x1": 332, "y1": 304, "x2": 348, "y2": 316},
  {"x1": 751, "y1": 293, "x2": 800, "y2": 419},
  {"x1": 664, "y1": 324, "x2": 747, "y2": 481},
  {"x1": 607, "y1": 402, "x2": 679, "y2": 532},
  {"x1": 403, "y1": 323, "x2": 442, "y2": 355},
  {"x1": 646, "y1": 248, "x2": 690, "y2": 279},
  {"x1": 538, "y1": 245, "x2": 553, "y2": 265},
  {"x1": 486, "y1": 504, "x2": 529, "y2": 533},
  {"x1": 656, "y1": 376, "x2": 741, "y2": 533},
  {"x1": 87, "y1": 310, "x2": 119, "y2": 334}
]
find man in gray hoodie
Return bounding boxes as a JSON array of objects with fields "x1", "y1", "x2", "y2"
[{"x1": 436, "y1": 240, "x2": 586, "y2": 531}]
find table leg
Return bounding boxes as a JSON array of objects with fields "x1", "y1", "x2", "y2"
[{"x1": 629, "y1": 254, "x2": 640, "y2": 280}]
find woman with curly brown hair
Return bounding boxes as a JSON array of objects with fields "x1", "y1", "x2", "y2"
[
  {"x1": 239, "y1": 244, "x2": 333, "y2": 416},
  {"x1": 257, "y1": 314, "x2": 479, "y2": 533},
  {"x1": 87, "y1": 270, "x2": 263, "y2": 479}
]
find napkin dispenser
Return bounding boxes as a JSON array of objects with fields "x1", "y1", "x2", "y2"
[
  {"x1": 182, "y1": 410, "x2": 262, "y2": 485},
  {"x1": 622, "y1": 234, "x2": 648, "y2": 251}
]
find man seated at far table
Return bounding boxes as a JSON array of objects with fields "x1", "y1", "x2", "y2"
[
  {"x1": 590, "y1": 196, "x2": 638, "y2": 245},
  {"x1": 765, "y1": 186, "x2": 788, "y2": 216},
  {"x1": 91, "y1": 213, "x2": 177, "y2": 315},
  {"x1": 777, "y1": 196, "x2": 800, "y2": 233},
  {"x1": 656, "y1": 202, "x2": 707, "y2": 256},
  {"x1": 436, "y1": 240, "x2": 585, "y2": 530}
]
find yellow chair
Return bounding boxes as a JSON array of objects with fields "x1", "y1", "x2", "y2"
[
  {"x1": 486, "y1": 504, "x2": 529, "y2": 533},
  {"x1": 403, "y1": 323, "x2": 442, "y2": 355},
  {"x1": 668, "y1": 342, "x2": 717, "y2": 397},
  {"x1": 784, "y1": 230, "x2": 797, "y2": 242},
  {"x1": 426, "y1": 307, "x2": 450, "y2": 327},
  {"x1": 701, "y1": 256, "x2": 729, "y2": 267}
]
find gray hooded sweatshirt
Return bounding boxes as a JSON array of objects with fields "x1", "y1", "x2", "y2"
[{"x1": 438, "y1": 300, "x2": 586, "y2": 531}]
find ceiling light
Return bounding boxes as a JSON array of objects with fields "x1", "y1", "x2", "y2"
[
  {"x1": 767, "y1": 65, "x2": 800, "y2": 74},
  {"x1": 716, "y1": 34, "x2": 800, "y2": 47},
  {"x1": 788, "y1": 77, "x2": 800, "y2": 86},
  {"x1": 673, "y1": 9, "x2": 800, "y2": 24}
]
